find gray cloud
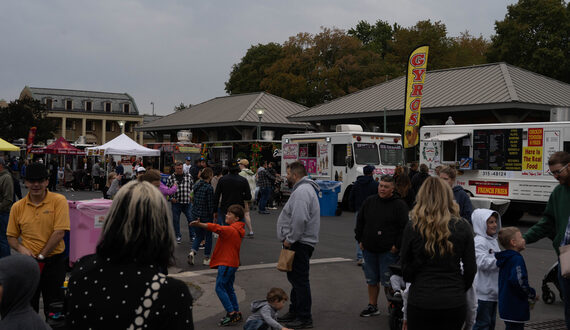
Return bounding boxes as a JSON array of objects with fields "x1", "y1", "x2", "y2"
[{"x1": 0, "y1": 0, "x2": 516, "y2": 115}]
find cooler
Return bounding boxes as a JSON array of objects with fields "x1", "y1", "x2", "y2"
[
  {"x1": 68, "y1": 199, "x2": 113, "y2": 264},
  {"x1": 315, "y1": 180, "x2": 342, "y2": 217}
]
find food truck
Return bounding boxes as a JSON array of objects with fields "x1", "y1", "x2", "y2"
[
  {"x1": 144, "y1": 142, "x2": 202, "y2": 173},
  {"x1": 281, "y1": 124, "x2": 404, "y2": 208},
  {"x1": 419, "y1": 121, "x2": 570, "y2": 220}
]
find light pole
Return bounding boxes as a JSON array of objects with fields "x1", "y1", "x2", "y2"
[
  {"x1": 151, "y1": 102, "x2": 155, "y2": 116},
  {"x1": 118, "y1": 120, "x2": 126, "y2": 134},
  {"x1": 255, "y1": 108, "x2": 265, "y2": 140}
]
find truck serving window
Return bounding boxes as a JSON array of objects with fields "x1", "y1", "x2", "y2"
[
  {"x1": 379, "y1": 143, "x2": 403, "y2": 165},
  {"x1": 354, "y1": 142, "x2": 379, "y2": 165}
]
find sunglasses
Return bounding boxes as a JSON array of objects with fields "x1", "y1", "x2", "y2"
[{"x1": 550, "y1": 163, "x2": 569, "y2": 176}]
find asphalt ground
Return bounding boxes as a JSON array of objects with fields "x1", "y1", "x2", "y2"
[{"x1": 37, "y1": 186, "x2": 566, "y2": 329}]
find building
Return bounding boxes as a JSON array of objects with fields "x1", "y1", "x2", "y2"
[
  {"x1": 289, "y1": 62, "x2": 570, "y2": 132},
  {"x1": 19, "y1": 86, "x2": 144, "y2": 145},
  {"x1": 139, "y1": 92, "x2": 311, "y2": 142}
]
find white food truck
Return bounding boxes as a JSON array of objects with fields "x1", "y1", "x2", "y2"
[
  {"x1": 419, "y1": 121, "x2": 570, "y2": 220},
  {"x1": 281, "y1": 125, "x2": 404, "y2": 209}
]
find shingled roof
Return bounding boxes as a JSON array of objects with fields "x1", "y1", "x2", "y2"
[
  {"x1": 140, "y1": 92, "x2": 309, "y2": 131},
  {"x1": 289, "y1": 62, "x2": 570, "y2": 121}
]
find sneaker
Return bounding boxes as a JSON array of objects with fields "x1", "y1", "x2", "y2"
[
  {"x1": 247, "y1": 232, "x2": 254, "y2": 239},
  {"x1": 360, "y1": 304, "x2": 380, "y2": 317},
  {"x1": 203, "y1": 258, "x2": 210, "y2": 266},
  {"x1": 232, "y1": 312, "x2": 242, "y2": 323},
  {"x1": 187, "y1": 251, "x2": 195, "y2": 265},
  {"x1": 176, "y1": 237, "x2": 182, "y2": 244},
  {"x1": 218, "y1": 312, "x2": 242, "y2": 326},
  {"x1": 277, "y1": 312, "x2": 296, "y2": 323},
  {"x1": 286, "y1": 318, "x2": 313, "y2": 329}
]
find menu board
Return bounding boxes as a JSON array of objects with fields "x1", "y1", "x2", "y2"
[{"x1": 473, "y1": 129, "x2": 522, "y2": 171}]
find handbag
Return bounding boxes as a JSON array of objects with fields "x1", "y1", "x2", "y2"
[
  {"x1": 560, "y1": 245, "x2": 570, "y2": 278},
  {"x1": 277, "y1": 247, "x2": 295, "y2": 272}
]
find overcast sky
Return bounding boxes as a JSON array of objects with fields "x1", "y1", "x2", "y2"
[{"x1": 0, "y1": 0, "x2": 517, "y2": 115}]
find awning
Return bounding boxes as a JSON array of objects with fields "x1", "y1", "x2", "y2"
[{"x1": 424, "y1": 133, "x2": 468, "y2": 142}]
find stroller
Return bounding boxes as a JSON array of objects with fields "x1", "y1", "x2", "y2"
[
  {"x1": 542, "y1": 261, "x2": 563, "y2": 304},
  {"x1": 386, "y1": 264, "x2": 404, "y2": 330}
]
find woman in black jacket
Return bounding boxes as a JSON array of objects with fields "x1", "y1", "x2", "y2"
[{"x1": 400, "y1": 176, "x2": 476, "y2": 330}]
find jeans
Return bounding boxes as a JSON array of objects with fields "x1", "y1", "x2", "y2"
[
  {"x1": 217, "y1": 208, "x2": 227, "y2": 226},
  {"x1": 558, "y1": 260, "x2": 570, "y2": 329},
  {"x1": 32, "y1": 253, "x2": 66, "y2": 318},
  {"x1": 215, "y1": 265, "x2": 239, "y2": 313},
  {"x1": 0, "y1": 212, "x2": 10, "y2": 258},
  {"x1": 258, "y1": 187, "x2": 272, "y2": 212},
  {"x1": 362, "y1": 249, "x2": 399, "y2": 287},
  {"x1": 286, "y1": 242, "x2": 314, "y2": 320},
  {"x1": 473, "y1": 300, "x2": 497, "y2": 330},
  {"x1": 191, "y1": 224, "x2": 212, "y2": 257},
  {"x1": 244, "y1": 319, "x2": 268, "y2": 330},
  {"x1": 171, "y1": 203, "x2": 194, "y2": 240}
]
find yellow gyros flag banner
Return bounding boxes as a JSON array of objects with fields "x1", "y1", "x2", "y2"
[{"x1": 403, "y1": 45, "x2": 429, "y2": 148}]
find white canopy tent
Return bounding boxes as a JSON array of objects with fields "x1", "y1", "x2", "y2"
[{"x1": 86, "y1": 134, "x2": 160, "y2": 156}]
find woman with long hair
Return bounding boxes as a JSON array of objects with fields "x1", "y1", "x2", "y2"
[
  {"x1": 400, "y1": 176, "x2": 476, "y2": 330},
  {"x1": 66, "y1": 181, "x2": 193, "y2": 329}
]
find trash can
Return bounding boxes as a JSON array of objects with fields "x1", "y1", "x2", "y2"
[
  {"x1": 315, "y1": 180, "x2": 342, "y2": 217},
  {"x1": 68, "y1": 199, "x2": 113, "y2": 265}
]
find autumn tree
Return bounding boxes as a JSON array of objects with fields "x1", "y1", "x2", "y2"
[
  {"x1": 487, "y1": 0, "x2": 570, "y2": 83},
  {"x1": 348, "y1": 20, "x2": 394, "y2": 58},
  {"x1": 0, "y1": 97, "x2": 57, "y2": 143}
]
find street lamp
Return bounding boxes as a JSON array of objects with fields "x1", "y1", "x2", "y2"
[
  {"x1": 255, "y1": 108, "x2": 265, "y2": 140},
  {"x1": 151, "y1": 102, "x2": 155, "y2": 116},
  {"x1": 118, "y1": 120, "x2": 126, "y2": 134}
]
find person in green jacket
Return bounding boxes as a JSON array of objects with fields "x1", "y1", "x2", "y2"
[{"x1": 523, "y1": 151, "x2": 570, "y2": 328}]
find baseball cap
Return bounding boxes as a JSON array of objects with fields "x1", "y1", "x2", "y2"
[
  {"x1": 25, "y1": 163, "x2": 49, "y2": 181},
  {"x1": 363, "y1": 165, "x2": 375, "y2": 175},
  {"x1": 185, "y1": 156, "x2": 191, "y2": 161},
  {"x1": 136, "y1": 167, "x2": 146, "y2": 173},
  {"x1": 238, "y1": 159, "x2": 249, "y2": 166}
]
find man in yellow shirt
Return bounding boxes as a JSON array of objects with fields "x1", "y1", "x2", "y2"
[{"x1": 7, "y1": 163, "x2": 70, "y2": 316}]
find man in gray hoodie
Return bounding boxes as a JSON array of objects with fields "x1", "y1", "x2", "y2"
[{"x1": 276, "y1": 161, "x2": 320, "y2": 329}]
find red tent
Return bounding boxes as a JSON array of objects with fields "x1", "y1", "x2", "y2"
[{"x1": 31, "y1": 137, "x2": 85, "y2": 155}]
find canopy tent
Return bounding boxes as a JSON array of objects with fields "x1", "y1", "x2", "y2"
[
  {"x1": 0, "y1": 138, "x2": 20, "y2": 151},
  {"x1": 86, "y1": 134, "x2": 160, "y2": 156},
  {"x1": 31, "y1": 137, "x2": 85, "y2": 155}
]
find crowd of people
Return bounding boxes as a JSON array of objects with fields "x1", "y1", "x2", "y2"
[{"x1": 0, "y1": 151, "x2": 568, "y2": 329}]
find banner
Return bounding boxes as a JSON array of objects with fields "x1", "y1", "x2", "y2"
[
  {"x1": 26, "y1": 127, "x2": 37, "y2": 155},
  {"x1": 403, "y1": 45, "x2": 429, "y2": 148}
]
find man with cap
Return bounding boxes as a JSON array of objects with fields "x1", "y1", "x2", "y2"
[
  {"x1": 183, "y1": 156, "x2": 192, "y2": 175},
  {"x1": 214, "y1": 160, "x2": 252, "y2": 226},
  {"x1": 0, "y1": 157, "x2": 14, "y2": 258},
  {"x1": 348, "y1": 165, "x2": 378, "y2": 266},
  {"x1": 166, "y1": 162, "x2": 194, "y2": 244},
  {"x1": 135, "y1": 166, "x2": 146, "y2": 179},
  {"x1": 190, "y1": 157, "x2": 207, "y2": 182},
  {"x1": 7, "y1": 162, "x2": 70, "y2": 317}
]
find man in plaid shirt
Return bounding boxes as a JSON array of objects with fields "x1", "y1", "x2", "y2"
[
  {"x1": 167, "y1": 162, "x2": 194, "y2": 244},
  {"x1": 257, "y1": 162, "x2": 278, "y2": 214}
]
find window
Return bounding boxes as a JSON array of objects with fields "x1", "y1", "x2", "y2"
[
  {"x1": 66, "y1": 120, "x2": 75, "y2": 130},
  {"x1": 353, "y1": 142, "x2": 379, "y2": 165},
  {"x1": 123, "y1": 103, "x2": 130, "y2": 114},
  {"x1": 85, "y1": 101, "x2": 92, "y2": 112},
  {"x1": 333, "y1": 144, "x2": 347, "y2": 166},
  {"x1": 106, "y1": 122, "x2": 114, "y2": 132},
  {"x1": 45, "y1": 98, "x2": 53, "y2": 110},
  {"x1": 66, "y1": 100, "x2": 73, "y2": 110},
  {"x1": 379, "y1": 143, "x2": 403, "y2": 165},
  {"x1": 443, "y1": 141, "x2": 456, "y2": 162},
  {"x1": 87, "y1": 120, "x2": 95, "y2": 131},
  {"x1": 298, "y1": 143, "x2": 317, "y2": 158},
  {"x1": 105, "y1": 102, "x2": 112, "y2": 113}
]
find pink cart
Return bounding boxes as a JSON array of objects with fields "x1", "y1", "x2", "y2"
[{"x1": 68, "y1": 199, "x2": 113, "y2": 265}]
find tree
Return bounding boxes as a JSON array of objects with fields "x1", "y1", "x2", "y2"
[
  {"x1": 348, "y1": 20, "x2": 394, "y2": 58},
  {"x1": 225, "y1": 43, "x2": 284, "y2": 95},
  {"x1": 174, "y1": 103, "x2": 190, "y2": 111},
  {"x1": 487, "y1": 0, "x2": 570, "y2": 83},
  {"x1": 0, "y1": 97, "x2": 57, "y2": 143}
]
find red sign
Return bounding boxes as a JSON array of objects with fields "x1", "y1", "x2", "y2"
[
  {"x1": 469, "y1": 180, "x2": 509, "y2": 196},
  {"x1": 528, "y1": 128, "x2": 543, "y2": 147},
  {"x1": 26, "y1": 127, "x2": 37, "y2": 154}
]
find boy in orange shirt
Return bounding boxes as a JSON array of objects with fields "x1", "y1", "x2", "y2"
[{"x1": 190, "y1": 204, "x2": 245, "y2": 326}]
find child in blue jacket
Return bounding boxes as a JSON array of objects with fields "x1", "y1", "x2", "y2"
[{"x1": 495, "y1": 226, "x2": 538, "y2": 330}]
